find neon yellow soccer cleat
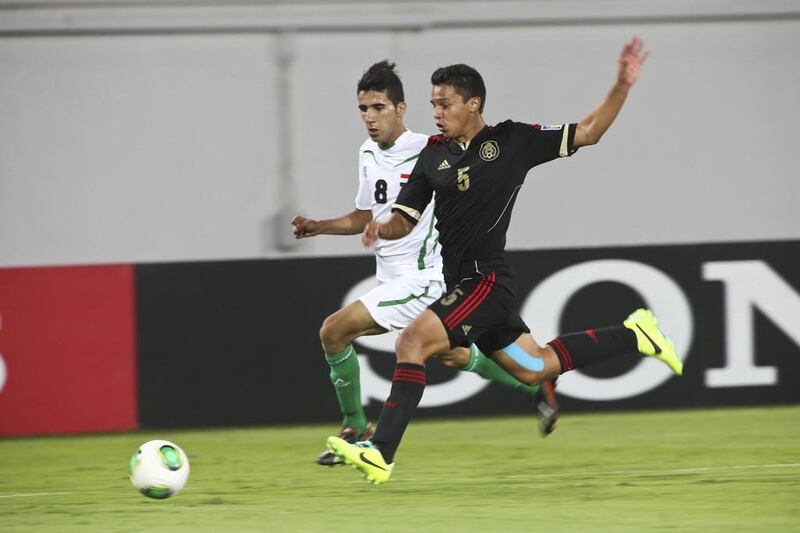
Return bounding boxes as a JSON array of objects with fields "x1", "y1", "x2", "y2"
[
  {"x1": 326, "y1": 437, "x2": 393, "y2": 485},
  {"x1": 623, "y1": 308, "x2": 683, "y2": 376}
]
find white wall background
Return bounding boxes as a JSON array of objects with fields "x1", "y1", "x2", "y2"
[{"x1": 1, "y1": 0, "x2": 799, "y2": 267}]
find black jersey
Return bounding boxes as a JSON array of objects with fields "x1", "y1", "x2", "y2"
[{"x1": 393, "y1": 120, "x2": 577, "y2": 279}]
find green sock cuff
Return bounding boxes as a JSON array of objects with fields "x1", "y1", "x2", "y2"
[
  {"x1": 326, "y1": 344, "x2": 355, "y2": 366},
  {"x1": 464, "y1": 344, "x2": 481, "y2": 372}
]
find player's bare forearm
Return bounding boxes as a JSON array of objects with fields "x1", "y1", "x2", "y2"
[
  {"x1": 574, "y1": 37, "x2": 647, "y2": 148},
  {"x1": 292, "y1": 209, "x2": 371, "y2": 239},
  {"x1": 362, "y1": 212, "x2": 413, "y2": 247},
  {"x1": 321, "y1": 210, "x2": 373, "y2": 235},
  {"x1": 574, "y1": 82, "x2": 630, "y2": 147},
  {"x1": 380, "y1": 212, "x2": 414, "y2": 240}
]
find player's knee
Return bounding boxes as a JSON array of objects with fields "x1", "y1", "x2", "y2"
[
  {"x1": 394, "y1": 332, "x2": 415, "y2": 361},
  {"x1": 319, "y1": 314, "x2": 346, "y2": 351},
  {"x1": 318, "y1": 316, "x2": 334, "y2": 344},
  {"x1": 395, "y1": 331, "x2": 428, "y2": 364}
]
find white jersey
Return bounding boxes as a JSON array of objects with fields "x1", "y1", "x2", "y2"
[{"x1": 355, "y1": 130, "x2": 443, "y2": 283}]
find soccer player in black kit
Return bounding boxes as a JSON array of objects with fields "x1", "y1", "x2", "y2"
[{"x1": 328, "y1": 37, "x2": 683, "y2": 484}]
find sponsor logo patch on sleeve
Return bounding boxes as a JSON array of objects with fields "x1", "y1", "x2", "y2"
[{"x1": 541, "y1": 124, "x2": 564, "y2": 131}]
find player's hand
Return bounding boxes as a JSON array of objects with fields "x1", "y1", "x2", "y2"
[
  {"x1": 362, "y1": 221, "x2": 381, "y2": 247},
  {"x1": 291, "y1": 215, "x2": 321, "y2": 239},
  {"x1": 618, "y1": 36, "x2": 648, "y2": 88}
]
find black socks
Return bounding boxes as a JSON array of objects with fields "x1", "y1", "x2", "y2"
[
  {"x1": 548, "y1": 326, "x2": 637, "y2": 372},
  {"x1": 371, "y1": 363, "x2": 426, "y2": 463}
]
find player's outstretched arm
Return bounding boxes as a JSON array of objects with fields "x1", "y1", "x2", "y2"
[
  {"x1": 362, "y1": 213, "x2": 414, "y2": 247},
  {"x1": 291, "y1": 209, "x2": 372, "y2": 239},
  {"x1": 573, "y1": 36, "x2": 648, "y2": 148}
]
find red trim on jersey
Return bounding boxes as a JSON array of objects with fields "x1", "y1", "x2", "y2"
[
  {"x1": 427, "y1": 134, "x2": 449, "y2": 147},
  {"x1": 585, "y1": 328, "x2": 599, "y2": 343},
  {"x1": 525, "y1": 123, "x2": 542, "y2": 130},
  {"x1": 444, "y1": 272, "x2": 497, "y2": 330},
  {"x1": 400, "y1": 173, "x2": 410, "y2": 181}
]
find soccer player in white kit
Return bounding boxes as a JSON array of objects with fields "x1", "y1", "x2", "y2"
[{"x1": 292, "y1": 61, "x2": 556, "y2": 466}]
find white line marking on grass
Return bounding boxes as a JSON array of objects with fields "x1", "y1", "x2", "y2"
[
  {"x1": 0, "y1": 491, "x2": 74, "y2": 499},
  {"x1": 501, "y1": 462, "x2": 800, "y2": 481},
  {"x1": 3, "y1": 464, "x2": 798, "y2": 495}
]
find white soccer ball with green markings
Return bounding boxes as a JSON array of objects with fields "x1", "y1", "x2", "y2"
[{"x1": 129, "y1": 440, "x2": 190, "y2": 499}]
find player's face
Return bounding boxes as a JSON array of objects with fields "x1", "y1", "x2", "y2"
[
  {"x1": 431, "y1": 84, "x2": 480, "y2": 140},
  {"x1": 357, "y1": 90, "x2": 406, "y2": 147}
]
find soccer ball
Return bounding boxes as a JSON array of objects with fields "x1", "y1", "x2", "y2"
[{"x1": 129, "y1": 440, "x2": 190, "y2": 499}]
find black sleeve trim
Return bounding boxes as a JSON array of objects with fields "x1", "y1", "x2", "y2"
[
  {"x1": 391, "y1": 205, "x2": 420, "y2": 226},
  {"x1": 566, "y1": 123, "x2": 579, "y2": 156}
]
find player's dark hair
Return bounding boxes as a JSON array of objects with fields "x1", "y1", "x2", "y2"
[
  {"x1": 431, "y1": 64, "x2": 486, "y2": 113},
  {"x1": 357, "y1": 60, "x2": 405, "y2": 106}
]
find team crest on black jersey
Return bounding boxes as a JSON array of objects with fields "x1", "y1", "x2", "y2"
[{"x1": 479, "y1": 140, "x2": 500, "y2": 161}]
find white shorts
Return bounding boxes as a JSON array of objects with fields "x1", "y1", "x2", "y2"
[{"x1": 359, "y1": 276, "x2": 445, "y2": 331}]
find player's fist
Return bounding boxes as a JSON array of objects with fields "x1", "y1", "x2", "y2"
[
  {"x1": 362, "y1": 221, "x2": 382, "y2": 247},
  {"x1": 618, "y1": 36, "x2": 648, "y2": 88},
  {"x1": 291, "y1": 215, "x2": 321, "y2": 239}
]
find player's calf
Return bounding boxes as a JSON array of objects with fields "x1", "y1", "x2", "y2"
[{"x1": 492, "y1": 343, "x2": 562, "y2": 386}]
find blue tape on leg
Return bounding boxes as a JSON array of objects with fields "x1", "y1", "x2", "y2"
[{"x1": 503, "y1": 343, "x2": 544, "y2": 371}]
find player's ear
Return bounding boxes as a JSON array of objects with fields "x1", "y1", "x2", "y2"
[
  {"x1": 468, "y1": 96, "x2": 481, "y2": 114},
  {"x1": 396, "y1": 101, "x2": 407, "y2": 117}
]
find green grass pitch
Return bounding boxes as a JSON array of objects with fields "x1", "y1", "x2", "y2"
[{"x1": 1, "y1": 406, "x2": 798, "y2": 532}]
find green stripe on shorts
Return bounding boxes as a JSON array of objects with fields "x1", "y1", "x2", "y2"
[{"x1": 377, "y1": 286, "x2": 430, "y2": 307}]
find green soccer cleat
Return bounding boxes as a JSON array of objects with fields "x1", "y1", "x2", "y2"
[
  {"x1": 624, "y1": 308, "x2": 683, "y2": 376},
  {"x1": 326, "y1": 437, "x2": 393, "y2": 485}
]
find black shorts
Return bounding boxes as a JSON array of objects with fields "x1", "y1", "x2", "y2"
[{"x1": 429, "y1": 260, "x2": 530, "y2": 355}]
